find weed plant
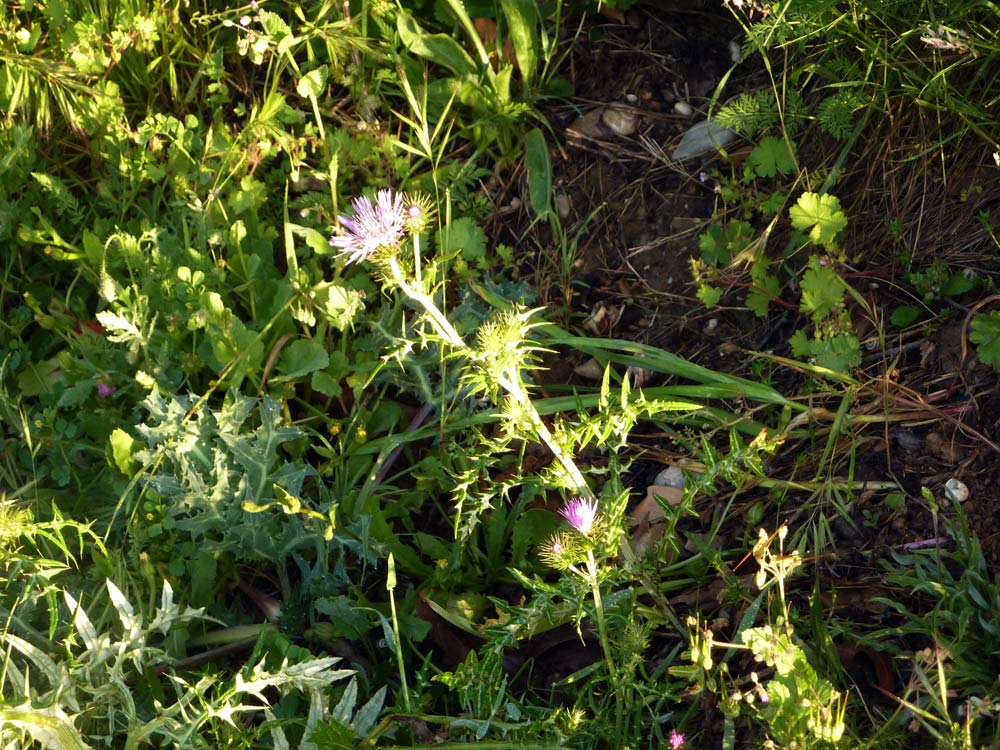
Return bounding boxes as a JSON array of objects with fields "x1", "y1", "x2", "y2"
[{"x1": 1, "y1": 1, "x2": 999, "y2": 749}]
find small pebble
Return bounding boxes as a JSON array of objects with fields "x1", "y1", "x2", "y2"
[
  {"x1": 673, "y1": 100, "x2": 693, "y2": 117},
  {"x1": 704, "y1": 318, "x2": 719, "y2": 332},
  {"x1": 555, "y1": 192, "x2": 570, "y2": 219},
  {"x1": 625, "y1": 93, "x2": 638, "y2": 104},
  {"x1": 654, "y1": 465, "x2": 686, "y2": 489},
  {"x1": 509, "y1": 196, "x2": 522, "y2": 210},
  {"x1": 944, "y1": 478, "x2": 969, "y2": 503},
  {"x1": 574, "y1": 358, "x2": 604, "y2": 380},
  {"x1": 729, "y1": 40, "x2": 743, "y2": 64},
  {"x1": 601, "y1": 104, "x2": 639, "y2": 136}
]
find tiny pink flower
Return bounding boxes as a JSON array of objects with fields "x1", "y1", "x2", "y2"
[
  {"x1": 97, "y1": 381, "x2": 114, "y2": 398},
  {"x1": 560, "y1": 497, "x2": 598, "y2": 535},
  {"x1": 329, "y1": 189, "x2": 406, "y2": 264},
  {"x1": 670, "y1": 729, "x2": 686, "y2": 749}
]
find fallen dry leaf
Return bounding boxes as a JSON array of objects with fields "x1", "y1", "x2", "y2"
[{"x1": 629, "y1": 485, "x2": 683, "y2": 555}]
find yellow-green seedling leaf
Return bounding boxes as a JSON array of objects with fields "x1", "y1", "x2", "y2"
[
  {"x1": 789, "y1": 192, "x2": 847, "y2": 248},
  {"x1": 296, "y1": 65, "x2": 328, "y2": 99},
  {"x1": 109, "y1": 427, "x2": 138, "y2": 475}
]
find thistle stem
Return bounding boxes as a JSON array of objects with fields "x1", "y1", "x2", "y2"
[
  {"x1": 585, "y1": 549, "x2": 623, "y2": 733},
  {"x1": 387, "y1": 256, "x2": 592, "y2": 499}
]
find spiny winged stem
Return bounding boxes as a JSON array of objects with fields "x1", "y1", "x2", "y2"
[{"x1": 385, "y1": 255, "x2": 592, "y2": 499}]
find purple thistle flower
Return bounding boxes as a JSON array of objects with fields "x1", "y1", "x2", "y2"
[
  {"x1": 560, "y1": 497, "x2": 598, "y2": 535},
  {"x1": 670, "y1": 729, "x2": 686, "y2": 749},
  {"x1": 329, "y1": 189, "x2": 405, "y2": 265}
]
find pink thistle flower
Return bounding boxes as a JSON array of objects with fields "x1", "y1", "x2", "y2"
[
  {"x1": 560, "y1": 497, "x2": 598, "y2": 535},
  {"x1": 329, "y1": 189, "x2": 405, "y2": 264},
  {"x1": 670, "y1": 729, "x2": 686, "y2": 749}
]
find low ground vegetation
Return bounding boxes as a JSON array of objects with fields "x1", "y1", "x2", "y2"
[{"x1": 1, "y1": 1, "x2": 999, "y2": 748}]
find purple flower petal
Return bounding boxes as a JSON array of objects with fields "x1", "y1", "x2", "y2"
[
  {"x1": 329, "y1": 189, "x2": 406, "y2": 264},
  {"x1": 559, "y1": 497, "x2": 598, "y2": 535}
]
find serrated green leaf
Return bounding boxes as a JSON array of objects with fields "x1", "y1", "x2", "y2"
[
  {"x1": 353, "y1": 685, "x2": 387, "y2": 736},
  {"x1": 311, "y1": 370, "x2": 342, "y2": 398},
  {"x1": 747, "y1": 275, "x2": 780, "y2": 318},
  {"x1": 789, "y1": 192, "x2": 847, "y2": 248},
  {"x1": 746, "y1": 135, "x2": 795, "y2": 178},
  {"x1": 440, "y1": 216, "x2": 487, "y2": 261},
  {"x1": 799, "y1": 262, "x2": 846, "y2": 322},
  {"x1": 56, "y1": 378, "x2": 94, "y2": 409},
  {"x1": 970, "y1": 311, "x2": 1000, "y2": 371},
  {"x1": 697, "y1": 284, "x2": 722, "y2": 307}
]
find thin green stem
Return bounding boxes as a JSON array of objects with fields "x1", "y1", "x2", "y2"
[{"x1": 586, "y1": 549, "x2": 622, "y2": 734}]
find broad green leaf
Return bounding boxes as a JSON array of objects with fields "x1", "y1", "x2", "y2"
[
  {"x1": 277, "y1": 339, "x2": 329, "y2": 379},
  {"x1": 289, "y1": 223, "x2": 333, "y2": 256},
  {"x1": 789, "y1": 192, "x2": 847, "y2": 248},
  {"x1": 311, "y1": 370, "x2": 342, "y2": 398},
  {"x1": 316, "y1": 283, "x2": 364, "y2": 330},
  {"x1": 397, "y1": 12, "x2": 478, "y2": 77},
  {"x1": 890, "y1": 305, "x2": 921, "y2": 327},
  {"x1": 501, "y1": 0, "x2": 539, "y2": 85},
  {"x1": 56, "y1": 378, "x2": 94, "y2": 409},
  {"x1": 524, "y1": 128, "x2": 552, "y2": 218},
  {"x1": 296, "y1": 65, "x2": 328, "y2": 99},
  {"x1": 942, "y1": 272, "x2": 975, "y2": 296}
]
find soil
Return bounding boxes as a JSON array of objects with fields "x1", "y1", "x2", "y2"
[
  {"x1": 506, "y1": 1, "x2": 1000, "y2": 570},
  {"x1": 473, "y1": 3, "x2": 1000, "y2": 740}
]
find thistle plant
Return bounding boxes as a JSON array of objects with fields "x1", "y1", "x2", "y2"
[
  {"x1": 540, "y1": 496, "x2": 622, "y2": 733},
  {"x1": 330, "y1": 188, "x2": 592, "y2": 499}
]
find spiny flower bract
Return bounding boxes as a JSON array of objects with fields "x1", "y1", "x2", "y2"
[
  {"x1": 539, "y1": 531, "x2": 584, "y2": 570},
  {"x1": 329, "y1": 188, "x2": 405, "y2": 264},
  {"x1": 402, "y1": 191, "x2": 435, "y2": 234}
]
